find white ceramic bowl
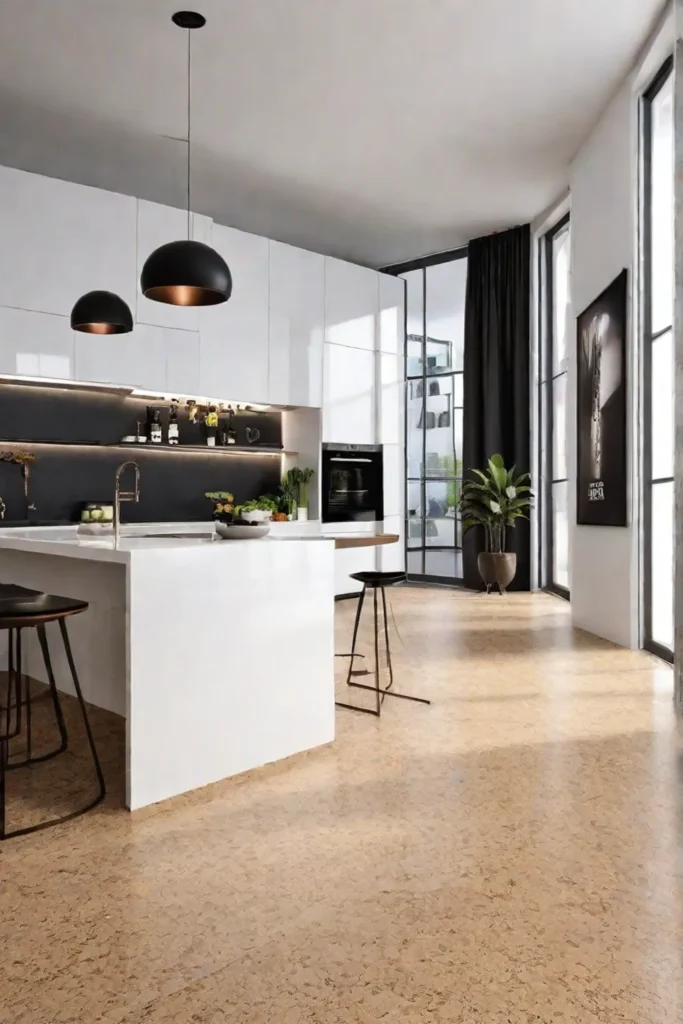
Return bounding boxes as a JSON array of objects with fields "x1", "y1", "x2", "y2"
[
  {"x1": 215, "y1": 522, "x2": 270, "y2": 540},
  {"x1": 239, "y1": 509, "x2": 272, "y2": 523}
]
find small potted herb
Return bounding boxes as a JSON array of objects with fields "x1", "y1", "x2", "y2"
[{"x1": 205, "y1": 491, "x2": 235, "y2": 522}]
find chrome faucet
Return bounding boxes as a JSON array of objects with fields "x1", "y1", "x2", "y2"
[{"x1": 114, "y1": 461, "x2": 140, "y2": 544}]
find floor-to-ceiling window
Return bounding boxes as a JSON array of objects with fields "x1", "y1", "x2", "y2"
[
  {"x1": 539, "y1": 214, "x2": 571, "y2": 597},
  {"x1": 643, "y1": 57, "x2": 674, "y2": 662},
  {"x1": 383, "y1": 249, "x2": 467, "y2": 583}
]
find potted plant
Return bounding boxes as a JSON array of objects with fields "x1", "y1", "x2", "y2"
[
  {"x1": 278, "y1": 474, "x2": 298, "y2": 519},
  {"x1": 205, "y1": 492, "x2": 235, "y2": 522},
  {"x1": 234, "y1": 495, "x2": 279, "y2": 523},
  {"x1": 287, "y1": 467, "x2": 315, "y2": 521},
  {"x1": 458, "y1": 454, "x2": 533, "y2": 594}
]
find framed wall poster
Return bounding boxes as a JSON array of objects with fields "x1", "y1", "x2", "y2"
[{"x1": 576, "y1": 269, "x2": 628, "y2": 527}]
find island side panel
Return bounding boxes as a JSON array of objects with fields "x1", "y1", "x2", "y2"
[
  {"x1": 0, "y1": 547, "x2": 126, "y2": 716},
  {"x1": 127, "y1": 539, "x2": 336, "y2": 810}
]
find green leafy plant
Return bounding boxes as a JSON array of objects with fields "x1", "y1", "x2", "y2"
[
  {"x1": 285, "y1": 467, "x2": 315, "y2": 510},
  {"x1": 233, "y1": 495, "x2": 279, "y2": 517},
  {"x1": 458, "y1": 454, "x2": 533, "y2": 553},
  {"x1": 278, "y1": 475, "x2": 298, "y2": 516}
]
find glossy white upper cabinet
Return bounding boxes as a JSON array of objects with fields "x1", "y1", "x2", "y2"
[
  {"x1": 199, "y1": 224, "x2": 269, "y2": 402},
  {"x1": 323, "y1": 344, "x2": 375, "y2": 444},
  {"x1": 0, "y1": 165, "x2": 136, "y2": 318},
  {"x1": 268, "y1": 241, "x2": 324, "y2": 408},
  {"x1": 74, "y1": 323, "x2": 166, "y2": 391},
  {"x1": 379, "y1": 273, "x2": 405, "y2": 354},
  {"x1": 166, "y1": 328, "x2": 200, "y2": 396},
  {"x1": 324, "y1": 257, "x2": 378, "y2": 350},
  {"x1": 0, "y1": 307, "x2": 74, "y2": 379},
  {"x1": 136, "y1": 201, "x2": 213, "y2": 332}
]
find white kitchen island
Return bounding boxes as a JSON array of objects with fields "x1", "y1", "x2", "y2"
[{"x1": 0, "y1": 523, "x2": 336, "y2": 810}]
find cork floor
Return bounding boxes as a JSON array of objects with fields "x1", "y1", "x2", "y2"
[{"x1": 1, "y1": 588, "x2": 682, "y2": 1024}]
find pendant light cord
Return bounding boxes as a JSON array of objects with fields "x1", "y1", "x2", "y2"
[{"x1": 187, "y1": 25, "x2": 192, "y2": 240}]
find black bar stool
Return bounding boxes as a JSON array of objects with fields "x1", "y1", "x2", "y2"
[
  {"x1": 0, "y1": 585, "x2": 106, "y2": 840},
  {"x1": 336, "y1": 571, "x2": 430, "y2": 717}
]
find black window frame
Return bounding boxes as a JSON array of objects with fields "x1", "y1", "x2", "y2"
[
  {"x1": 382, "y1": 246, "x2": 468, "y2": 586},
  {"x1": 642, "y1": 54, "x2": 674, "y2": 664},
  {"x1": 539, "y1": 212, "x2": 571, "y2": 600}
]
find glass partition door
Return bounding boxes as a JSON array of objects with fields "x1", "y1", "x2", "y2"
[{"x1": 400, "y1": 251, "x2": 468, "y2": 582}]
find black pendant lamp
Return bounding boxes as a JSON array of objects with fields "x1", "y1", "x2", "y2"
[
  {"x1": 70, "y1": 290, "x2": 134, "y2": 335},
  {"x1": 140, "y1": 12, "x2": 232, "y2": 307}
]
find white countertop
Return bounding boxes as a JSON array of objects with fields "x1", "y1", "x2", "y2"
[{"x1": 0, "y1": 520, "x2": 383, "y2": 564}]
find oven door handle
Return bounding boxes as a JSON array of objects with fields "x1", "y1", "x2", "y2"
[{"x1": 329, "y1": 457, "x2": 373, "y2": 463}]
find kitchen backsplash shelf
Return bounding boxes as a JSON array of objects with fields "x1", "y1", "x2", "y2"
[{"x1": 0, "y1": 440, "x2": 294, "y2": 456}]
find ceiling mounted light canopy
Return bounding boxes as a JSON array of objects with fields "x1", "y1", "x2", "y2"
[
  {"x1": 70, "y1": 290, "x2": 133, "y2": 335},
  {"x1": 140, "y1": 11, "x2": 232, "y2": 307}
]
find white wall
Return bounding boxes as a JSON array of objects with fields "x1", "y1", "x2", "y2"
[
  {"x1": 568, "y1": 83, "x2": 638, "y2": 648},
  {"x1": 567, "y1": 10, "x2": 673, "y2": 649}
]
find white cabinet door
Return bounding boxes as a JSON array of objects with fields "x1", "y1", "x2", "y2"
[
  {"x1": 0, "y1": 307, "x2": 74, "y2": 380},
  {"x1": 136, "y1": 200, "x2": 213, "y2": 332},
  {"x1": 74, "y1": 323, "x2": 166, "y2": 391},
  {"x1": 323, "y1": 344, "x2": 375, "y2": 444},
  {"x1": 199, "y1": 224, "x2": 269, "y2": 402},
  {"x1": 383, "y1": 443, "x2": 403, "y2": 518},
  {"x1": 379, "y1": 273, "x2": 405, "y2": 354},
  {"x1": 166, "y1": 329, "x2": 200, "y2": 396},
  {"x1": 378, "y1": 516, "x2": 405, "y2": 573},
  {"x1": 379, "y1": 350, "x2": 403, "y2": 446},
  {"x1": 269, "y1": 241, "x2": 324, "y2": 407},
  {"x1": 334, "y1": 546, "x2": 377, "y2": 597},
  {"x1": 324, "y1": 257, "x2": 378, "y2": 350},
  {"x1": 0, "y1": 165, "x2": 137, "y2": 318}
]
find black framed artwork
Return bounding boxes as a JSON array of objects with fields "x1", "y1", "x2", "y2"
[{"x1": 576, "y1": 269, "x2": 628, "y2": 527}]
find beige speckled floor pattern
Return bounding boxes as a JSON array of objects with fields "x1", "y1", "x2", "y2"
[{"x1": 1, "y1": 589, "x2": 682, "y2": 1023}]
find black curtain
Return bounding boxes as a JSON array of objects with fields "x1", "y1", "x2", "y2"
[{"x1": 462, "y1": 224, "x2": 531, "y2": 590}]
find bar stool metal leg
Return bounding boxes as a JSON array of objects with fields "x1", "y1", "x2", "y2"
[
  {"x1": 24, "y1": 635, "x2": 32, "y2": 764},
  {"x1": 336, "y1": 584, "x2": 380, "y2": 717},
  {"x1": 380, "y1": 586, "x2": 394, "y2": 691},
  {"x1": 36, "y1": 624, "x2": 68, "y2": 760},
  {"x1": 0, "y1": 739, "x2": 5, "y2": 842},
  {"x1": 3, "y1": 629, "x2": 22, "y2": 742},
  {"x1": 7, "y1": 625, "x2": 69, "y2": 770},
  {"x1": 345, "y1": 589, "x2": 431, "y2": 710},
  {"x1": 345, "y1": 584, "x2": 366, "y2": 685},
  {"x1": 59, "y1": 619, "x2": 106, "y2": 805},
  {"x1": 373, "y1": 585, "x2": 381, "y2": 715}
]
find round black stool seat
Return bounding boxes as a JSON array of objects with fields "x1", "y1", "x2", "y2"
[
  {"x1": 0, "y1": 585, "x2": 88, "y2": 626},
  {"x1": 349, "y1": 571, "x2": 406, "y2": 587}
]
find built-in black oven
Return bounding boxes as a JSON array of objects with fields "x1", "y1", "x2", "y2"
[{"x1": 322, "y1": 443, "x2": 384, "y2": 523}]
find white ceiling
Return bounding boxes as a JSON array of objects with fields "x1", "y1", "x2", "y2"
[{"x1": 0, "y1": 0, "x2": 664, "y2": 266}]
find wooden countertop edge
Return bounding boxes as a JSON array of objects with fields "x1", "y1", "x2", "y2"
[{"x1": 333, "y1": 534, "x2": 399, "y2": 549}]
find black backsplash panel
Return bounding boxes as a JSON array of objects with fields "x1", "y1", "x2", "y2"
[{"x1": 0, "y1": 385, "x2": 282, "y2": 523}]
